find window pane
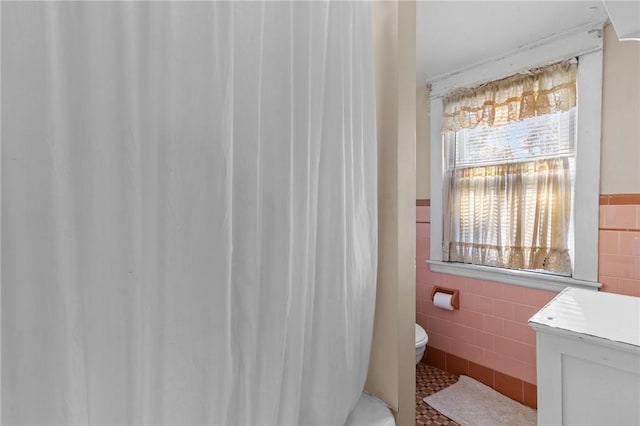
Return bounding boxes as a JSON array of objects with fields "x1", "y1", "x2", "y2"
[{"x1": 445, "y1": 109, "x2": 576, "y2": 170}]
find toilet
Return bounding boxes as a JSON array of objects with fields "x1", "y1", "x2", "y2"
[{"x1": 415, "y1": 324, "x2": 428, "y2": 364}]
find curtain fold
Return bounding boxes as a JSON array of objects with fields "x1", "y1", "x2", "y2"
[{"x1": 1, "y1": 2, "x2": 377, "y2": 425}]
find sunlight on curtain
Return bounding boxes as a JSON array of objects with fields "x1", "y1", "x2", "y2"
[
  {"x1": 442, "y1": 61, "x2": 576, "y2": 275},
  {"x1": 1, "y1": 2, "x2": 377, "y2": 425},
  {"x1": 444, "y1": 159, "x2": 572, "y2": 274}
]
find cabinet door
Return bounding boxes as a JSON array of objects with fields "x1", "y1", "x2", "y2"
[{"x1": 537, "y1": 332, "x2": 640, "y2": 426}]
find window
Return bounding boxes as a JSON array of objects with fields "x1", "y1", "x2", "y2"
[
  {"x1": 427, "y1": 28, "x2": 604, "y2": 292},
  {"x1": 442, "y1": 62, "x2": 576, "y2": 277}
]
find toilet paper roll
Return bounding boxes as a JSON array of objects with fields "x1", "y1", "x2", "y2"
[{"x1": 433, "y1": 292, "x2": 454, "y2": 311}]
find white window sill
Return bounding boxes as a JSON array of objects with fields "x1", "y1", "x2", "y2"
[{"x1": 427, "y1": 260, "x2": 602, "y2": 293}]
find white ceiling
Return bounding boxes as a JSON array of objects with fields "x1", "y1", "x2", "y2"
[{"x1": 416, "y1": 1, "x2": 610, "y2": 85}]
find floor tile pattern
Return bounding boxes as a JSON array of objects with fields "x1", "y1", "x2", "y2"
[{"x1": 416, "y1": 362, "x2": 459, "y2": 426}]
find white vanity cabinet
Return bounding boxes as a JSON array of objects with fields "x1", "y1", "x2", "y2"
[{"x1": 529, "y1": 287, "x2": 640, "y2": 426}]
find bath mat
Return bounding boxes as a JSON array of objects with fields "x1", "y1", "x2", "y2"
[{"x1": 424, "y1": 375, "x2": 536, "y2": 426}]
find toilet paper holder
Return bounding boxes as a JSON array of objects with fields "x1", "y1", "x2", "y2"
[{"x1": 430, "y1": 286, "x2": 460, "y2": 310}]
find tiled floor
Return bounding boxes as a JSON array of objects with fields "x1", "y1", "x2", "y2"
[{"x1": 416, "y1": 362, "x2": 459, "y2": 426}]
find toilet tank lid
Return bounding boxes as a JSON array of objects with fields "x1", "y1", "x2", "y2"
[{"x1": 415, "y1": 324, "x2": 427, "y2": 344}]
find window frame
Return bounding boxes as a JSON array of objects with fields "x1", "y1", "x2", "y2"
[{"x1": 428, "y1": 24, "x2": 604, "y2": 292}]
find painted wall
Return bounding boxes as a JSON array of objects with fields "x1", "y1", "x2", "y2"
[
  {"x1": 601, "y1": 25, "x2": 640, "y2": 194},
  {"x1": 416, "y1": 86, "x2": 430, "y2": 199},
  {"x1": 415, "y1": 25, "x2": 640, "y2": 407},
  {"x1": 367, "y1": 2, "x2": 416, "y2": 424}
]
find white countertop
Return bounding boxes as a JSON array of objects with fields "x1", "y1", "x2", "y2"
[{"x1": 529, "y1": 287, "x2": 640, "y2": 350}]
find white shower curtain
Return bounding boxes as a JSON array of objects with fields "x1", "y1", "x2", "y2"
[{"x1": 1, "y1": 2, "x2": 377, "y2": 425}]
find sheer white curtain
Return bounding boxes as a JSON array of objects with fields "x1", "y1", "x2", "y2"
[{"x1": 2, "y1": 2, "x2": 377, "y2": 425}]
